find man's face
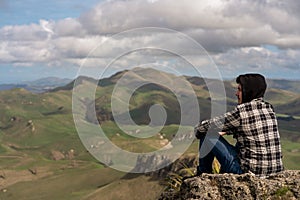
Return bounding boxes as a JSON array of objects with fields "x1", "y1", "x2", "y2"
[{"x1": 236, "y1": 84, "x2": 242, "y2": 104}]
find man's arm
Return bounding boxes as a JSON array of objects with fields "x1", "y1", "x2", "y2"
[{"x1": 194, "y1": 107, "x2": 241, "y2": 138}]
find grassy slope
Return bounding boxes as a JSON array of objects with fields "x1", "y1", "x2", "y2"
[
  {"x1": 1, "y1": 73, "x2": 300, "y2": 199},
  {"x1": 84, "y1": 175, "x2": 164, "y2": 200},
  {"x1": 0, "y1": 88, "x2": 167, "y2": 200}
]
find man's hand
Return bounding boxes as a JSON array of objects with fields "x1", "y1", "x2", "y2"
[
  {"x1": 195, "y1": 130, "x2": 206, "y2": 139},
  {"x1": 219, "y1": 132, "x2": 227, "y2": 136},
  {"x1": 194, "y1": 120, "x2": 210, "y2": 139}
]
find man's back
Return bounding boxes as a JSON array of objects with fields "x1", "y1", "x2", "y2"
[{"x1": 235, "y1": 98, "x2": 284, "y2": 177}]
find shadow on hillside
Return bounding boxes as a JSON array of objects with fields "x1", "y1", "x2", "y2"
[
  {"x1": 121, "y1": 173, "x2": 142, "y2": 180},
  {"x1": 42, "y1": 106, "x2": 67, "y2": 116},
  {"x1": 121, "y1": 173, "x2": 162, "y2": 182}
]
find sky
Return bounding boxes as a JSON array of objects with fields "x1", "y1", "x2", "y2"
[{"x1": 0, "y1": 0, "x2": 300, "y2": 83}]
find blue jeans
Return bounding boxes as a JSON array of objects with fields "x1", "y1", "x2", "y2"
[{"x1": 198, "y1": 133, "x2": 243, "y2": 174}]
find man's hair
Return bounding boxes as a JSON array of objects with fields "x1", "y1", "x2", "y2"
[{"x1": 236, "y1": 73, "x2": 267, "y2": 103}]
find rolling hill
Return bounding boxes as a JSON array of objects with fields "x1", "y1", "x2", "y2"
[
  {"x1": 91, "y1": 68, "x2": 300, "y2": 125},
  {"x1": 0, "y1": 68, "x2": 300, "y2": 199},
  {"x1": 267, "y1": 79, "x2": 300, "y2": 93}
]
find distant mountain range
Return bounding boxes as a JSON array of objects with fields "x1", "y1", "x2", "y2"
[
  {"x1": 0, "y1": 77, "x2": 72, "y2": 93},
  {"x1": 1, "y1": 73, "x2": 300, "y2": 95}
]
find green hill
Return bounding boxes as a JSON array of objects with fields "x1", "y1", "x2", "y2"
[
  {"x1": 275, "y1": 98, "x2": 300, "y2": 116},
  {"x1": 0, "y1": 68, "x2": 300, "y2": 199},
  {"x1": 267, "y1": 79, "x2": 300, "y2": 93}
]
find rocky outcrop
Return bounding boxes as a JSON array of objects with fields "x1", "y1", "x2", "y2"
[
  {"x1": 151, "y1": 153, "x2": 198, "y2": 178},
  {"x1": 50, "y1": 149, "x2": 76, "y2": 161},
  {"x1": 50, "y1": 150, "x2": 65, "y2": 161},
  {"x1": 132, "y1": 153, "x2": 198, "y2": 176},
  {"x1": 159, "y1": 170, "x2": 300, "y2": 200}
]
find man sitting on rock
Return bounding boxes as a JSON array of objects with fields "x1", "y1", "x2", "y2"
[{"x1": 194, "y1": 73, "x2": 284, "y2": 178}]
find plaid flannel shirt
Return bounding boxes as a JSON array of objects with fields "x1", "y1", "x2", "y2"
[{"x1": 195, "y1": 98, "x2": 284, "y2": 177}]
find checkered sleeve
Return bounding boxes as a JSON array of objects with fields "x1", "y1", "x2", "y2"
[{"x1": 194, "y1": 107, "x2": 241, "y2": 138}]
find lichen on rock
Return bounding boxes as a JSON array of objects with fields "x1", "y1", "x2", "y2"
[{"x1": 159, "y1": 170, "x2": 300, "y2": 200}]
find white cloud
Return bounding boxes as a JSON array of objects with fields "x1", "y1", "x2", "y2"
[
  {"x1": 54, "y1": 18, "x2": 86, "y2": 37},
  {"x1": 40, "y1": 19, "x2": 54, "y2": 35},
  {"x1": 75, "y1": 0, "x2": 300, "y2": 51},
  {"x1": 0, "y1": 0, "x2": 299, "y2": 79},
  {"x1": 53, "y1": 36, "x2": 104, "y2": 58},
  {"x1": 0, "y1": 23, "x2": 47, "y2": 41},
  {"x1": 213, "y1": 46, "x2": 300, "y2": 79}
]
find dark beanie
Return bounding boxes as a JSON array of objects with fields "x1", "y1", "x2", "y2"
[{"x1": 236, "y1": 74, "x2": 267, "y2": 103}]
